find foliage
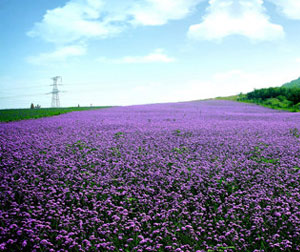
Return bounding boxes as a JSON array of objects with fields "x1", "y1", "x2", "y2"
[
  {"x1": 0, "y1": 106, "x2": 111, "y2": 122},
  {"x1": 237, "y1": 86, "x2": 300, "y2": 112}
]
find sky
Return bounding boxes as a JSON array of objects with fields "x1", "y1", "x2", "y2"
[{"x1": 1, "y1": 0, "x2": 300, "y2": 109}]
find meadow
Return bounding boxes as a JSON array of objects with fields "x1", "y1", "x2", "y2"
[
  {"x1": 0, "y1": 106, "x2": 111, "y2": 122},
  {"x1": 0, "y1": 100, "x2": 300, "y2": 251}
]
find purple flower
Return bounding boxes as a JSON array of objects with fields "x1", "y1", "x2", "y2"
[{"x1": 22, "y1": 240, "x2": 27, "y2": 247}]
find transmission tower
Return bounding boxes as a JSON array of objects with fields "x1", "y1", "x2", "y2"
[{"x1": 50, "y1": 76, "x2": 62, "y2": 107}]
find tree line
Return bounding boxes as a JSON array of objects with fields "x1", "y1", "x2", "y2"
[{"x1": 238, "y1": 87, "x2": 300, "y2": 111}]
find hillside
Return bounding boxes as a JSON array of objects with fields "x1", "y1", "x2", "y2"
[{"x1": 282, "y1": 77, "x2": 300, "y2": 88}]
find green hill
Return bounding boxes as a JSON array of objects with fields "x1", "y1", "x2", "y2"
[{"x1": 282, "y1": 77, "x2": 300, "y2": 88}]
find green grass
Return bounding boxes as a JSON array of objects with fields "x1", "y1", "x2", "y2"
[
  {"x1": 214, "y1": 95, "x2": 240, "y2": 101},
  {"x1": 0, "y1": 106, "x2": 111, "y2": 122}
]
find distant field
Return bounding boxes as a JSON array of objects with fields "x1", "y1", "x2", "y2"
[{"x1": 0, "y1": 106, "x2": 111, "y2": 122}]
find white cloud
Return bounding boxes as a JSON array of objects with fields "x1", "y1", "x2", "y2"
[
  {"x1": 163, "y1": 70, "x2": 261, "y2": 102},
  {"x1": 28, "y1": 0, "x2": 202, "y2": 45},
  {"x1": 27, "y1": 0, "x2": 201, "y2": 63},
  {"x1": 27, "y1": 45, "x2": 87, "y2": 65},
  {"x1": 27, "y1": 0, "x2": 121, "y2": 44},
  {"x1": 161, "y1": 69, "x2": 300, "y2": 102},
  {"x1": 129, "y1": 0, "x2": 203, "y2": 26},
  {"x1": 267, "y1": 0, "x2": 300, "y2": 19},
  {"x1": 102, "y1": 70, "x2": 281, "y2": 106},
  {"x1": 188, "y1": 0, "x2": 284, "y2": 41},
  {"x1": 97, "y1": 49, "x2": 176, "y2": 64}
]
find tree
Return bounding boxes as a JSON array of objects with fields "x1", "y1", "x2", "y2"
[{"x1": 30, "y1": 103, "x2": 34, "y2": 109}]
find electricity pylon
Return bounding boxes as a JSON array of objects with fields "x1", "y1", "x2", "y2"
[{"x1": 50, "y1": 76, "x2": 62, "y2": 107}]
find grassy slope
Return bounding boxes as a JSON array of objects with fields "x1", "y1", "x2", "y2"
[
  {"x1": 214, "y1": 95, "x2": 240, "y2": 101},
  {"x1": 0, "y1": 106, "x2": 111, "y2": 122}
]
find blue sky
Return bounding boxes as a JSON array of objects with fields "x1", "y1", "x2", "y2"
[{"x1": 1, "y1": 0, "x2": 300, "y2": 109}]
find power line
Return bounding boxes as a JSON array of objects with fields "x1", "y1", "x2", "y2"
[
  {"x1": 0, "y1": 79, "x2": 111, "y2": 100},
  {"x1": 0, "y1": 93, "x2": 47, "y2": 100},
  {"x1": 0, "y1": 82, "x2": 113, "y2": 92}
]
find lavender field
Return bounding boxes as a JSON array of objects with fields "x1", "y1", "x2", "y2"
[{"x1": 1, "y1": 100, "x2": 300, "y2": 252}]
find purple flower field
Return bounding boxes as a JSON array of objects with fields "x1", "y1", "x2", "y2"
[{"x1": 1, "y1": 100, "x2": 300, "y2": 252}]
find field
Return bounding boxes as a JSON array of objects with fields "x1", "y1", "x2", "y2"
[
  {"x1": 1, "y1": 100, "x2": 300, "y2": 251},
  {"x1": 0, "y1": 106, "x2": 111, "y2": 122}
]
